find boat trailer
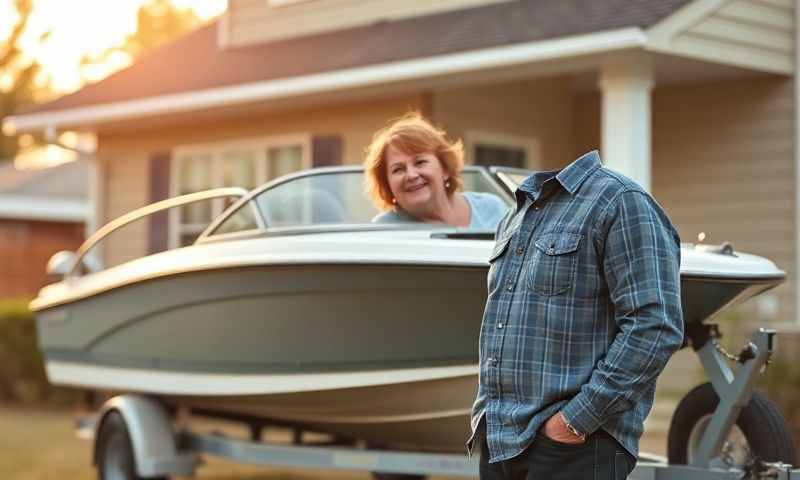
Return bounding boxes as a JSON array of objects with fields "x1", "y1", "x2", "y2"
[{"x1": 86, "y1": 328, "x2": 799, "y2": 479}]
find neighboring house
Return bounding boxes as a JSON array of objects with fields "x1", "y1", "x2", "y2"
[
  {"x1": 0, "y1": 160, "x2": 88, "y2": 298},
  {"x1": 2, "y1": 0, "x2": 797, "y2": 327}
]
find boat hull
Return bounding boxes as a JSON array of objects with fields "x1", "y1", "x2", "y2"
[
  {"x1": 38, "y1": 264, "x2": 486, "y2": 375},
  {"x1": 171, "y1": 374, "x2": 477, "y2": 452}
]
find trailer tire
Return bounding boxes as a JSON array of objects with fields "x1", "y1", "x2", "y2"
[
  {"x1": 667, "y1": 382, "x2": 796, "y2": 466},
  {"x1": 371, "y1": 473, "x2": 425, "y2": 480},
  {"x1": 97, "y1": 411, "x2": 168, "y2": 480}
]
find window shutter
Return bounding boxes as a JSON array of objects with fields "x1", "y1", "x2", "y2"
[
  {"x1": 148, "y1": 151, "x2": 171, "y2": 254},
  {"x1": 312, "y1": 135, "x2": 343, "y2": 167}
]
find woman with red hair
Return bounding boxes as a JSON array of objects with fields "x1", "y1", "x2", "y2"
[{"x1": 364, "y1": 113, "x2": 507, "y2": 229}]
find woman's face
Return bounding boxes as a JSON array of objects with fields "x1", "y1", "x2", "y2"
[{"x1": 385, "y1": 144, "x2": 449, "y2": 215}]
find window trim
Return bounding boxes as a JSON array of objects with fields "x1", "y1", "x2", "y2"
[
  {"x1": 169, "y1": 134, "x2": 311, "y2": 249},
  {"x1": 464, "y1": 130, "x2": 540, "y2": 170}
]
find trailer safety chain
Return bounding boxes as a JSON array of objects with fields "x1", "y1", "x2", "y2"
[
  {"x1": 711, "y1": 337, "x2": 759, "y2": 364},
  {"x1": 742, "y1": 456, "x2": 795, "y2": 479}
]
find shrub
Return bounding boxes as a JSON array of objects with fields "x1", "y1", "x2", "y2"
[{"x1": 0, "y1": 299, "x2": 78, "y2": 404}]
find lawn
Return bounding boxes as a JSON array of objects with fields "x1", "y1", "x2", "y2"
[
  {"x1": 0, "y1": 405, "x2": 667, "y2": 480},
  {"x1": 0, "y1": 405, "x2": 448, "y2": 480}
]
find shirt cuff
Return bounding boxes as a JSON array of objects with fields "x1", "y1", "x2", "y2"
[{"x1": 560, "y1": 394, "x2": 603, "y2": 437}]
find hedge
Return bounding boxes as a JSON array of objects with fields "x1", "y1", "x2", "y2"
[{"x1": 0, "y1": 299, "x2": 77, "y2": 404}]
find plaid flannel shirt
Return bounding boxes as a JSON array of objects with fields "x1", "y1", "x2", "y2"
[{"x1": 470, "y1": 151, "x2": 684, "y2": 462}]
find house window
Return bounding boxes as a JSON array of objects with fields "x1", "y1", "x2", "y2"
[
  {"x1": 465, "y1": 131, "x2": 540, "y2": 169},
  {"x1": 170, "y1": 135, "x2": 311, "y2": 247}
]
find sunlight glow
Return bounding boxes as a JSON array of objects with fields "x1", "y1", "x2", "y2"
[
  {"x1": 0, "y1": 73, "x2": 13, "y2": 92},
  {"x1": 14, "y1": 144, "x2": 78, "y2": 170},
  {"x1": 8, "y1": 0, "x2": 227, "y2": 94}
]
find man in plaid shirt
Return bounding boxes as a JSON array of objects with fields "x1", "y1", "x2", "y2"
[{"x1": 469, "y1": 151, "x2": 684, "y2": 479}]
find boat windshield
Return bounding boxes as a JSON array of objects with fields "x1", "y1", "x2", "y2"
[{"x1": 210, "y1": 170, "x2": 513, "y2": 235}]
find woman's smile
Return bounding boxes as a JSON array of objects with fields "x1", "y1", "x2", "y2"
[{"x1": 405, "y1": 182, "x2": 428, "y2": 193}]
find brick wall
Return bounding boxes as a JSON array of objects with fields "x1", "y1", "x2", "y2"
[{"x1": 0, "y1": 220, "x2": 85, "y2": 299}]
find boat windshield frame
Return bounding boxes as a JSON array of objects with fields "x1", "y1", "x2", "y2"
[
  {"x1": 66, "y1": 187, "x2": 249, "y2": 279},
  {"x1": 196, "y1": 165, "x2": 517, "y2": 244}
]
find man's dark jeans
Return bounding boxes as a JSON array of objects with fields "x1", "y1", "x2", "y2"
[{"x1": 478, "y1": 428, "x2": 636, "y2": 480}]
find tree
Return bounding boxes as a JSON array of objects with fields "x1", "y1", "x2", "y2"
[
  {"x1": 122, "y1": 0, "x2": 202, "y2": 59},
  {"x1": 80, "y1": 0, "x2": 202, "y2": 71},
  {"x1": 1, "y1": 0, "x2": 206, "y2": 161},
  {"x1": 0, "y1": 0, "x2": 48, "y2": 161}
]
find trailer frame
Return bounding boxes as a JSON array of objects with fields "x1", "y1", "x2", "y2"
[{"x1": 87, "y1": 327, "x2": 800, "y2": 480}]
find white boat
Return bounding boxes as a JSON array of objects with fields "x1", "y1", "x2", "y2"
[{"x1": 33, "y1": 166, "x2": 785, "y2": 452}]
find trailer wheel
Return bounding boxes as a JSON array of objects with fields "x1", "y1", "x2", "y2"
[
  {"x1": 371, "y1": 473, "x2": 425, "y2": 480},
  {"x1": 97, "y1": 412, "x2": 168, "y2": 480},
  {"x1": 667, "y1": 383, "x2": 796, "y2": 467}
]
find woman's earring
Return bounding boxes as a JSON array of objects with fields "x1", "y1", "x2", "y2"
[
  {"x1": 392, "y1": 197, "x2": 397, "y2": 204},
  {"x1": 445, "y1": 179, "x2": 451, "y2": 189}
]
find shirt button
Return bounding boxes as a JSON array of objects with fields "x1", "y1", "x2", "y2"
[
  {"x1": 497, "y1": 323, "x2": 504, "y2": 329},
  {"x1": 491, "y1": 358, "x2": 499, "y2": 366},
  {"x1": 533, "y1": 204, "x2": 540, "y2": 210},
  {"x1": 515, "y1": 247, "x2": 524, "y2": 255},
  {"x1": 506, "y1": 283, "x2": 513, "y2": 292},
  {"x1": 547, "y1": 247, "x2": 555, "y2": 255}
]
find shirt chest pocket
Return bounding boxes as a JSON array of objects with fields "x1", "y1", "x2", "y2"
[{"x1": 527, "y1": 232, "x2": 582, "y2": 296}]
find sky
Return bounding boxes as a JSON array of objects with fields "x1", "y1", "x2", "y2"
[{"x1": 0, "y1": 0, "x2": 227, "y2": 94}]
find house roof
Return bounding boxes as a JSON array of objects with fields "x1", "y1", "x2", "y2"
[
  {"x1": 0, "y1": 159, "x2": 86, "y2": 199},
  {"x1": 0, "y1": 160, "x2": 88, "y2": 222},
  {"x1": 21, "y1": 0, "x2": 690, "y2": 116}
]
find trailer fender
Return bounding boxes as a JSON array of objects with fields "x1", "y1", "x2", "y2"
[{"x1": 94, "y1": 395, "x2": 196, "y2": 477}]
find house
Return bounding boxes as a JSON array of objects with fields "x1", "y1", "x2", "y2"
[
  {"x1": 0, "y1": 159, "x2": 88, "y2": 298},
  {"x1": 2, "y1": 0, "x2": 796, "y2": 326}
]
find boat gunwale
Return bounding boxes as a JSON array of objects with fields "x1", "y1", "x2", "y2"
[
  {"x1": 30, "y1": 260, "x2": 491, "y2": 311},
  {"x1": 32, "y1": 257, "x2": 786, "y2": 312}
]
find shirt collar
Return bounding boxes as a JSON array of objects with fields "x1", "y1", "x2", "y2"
[
  {"x1": 516, "y1": 150, "x2": 602, "y2": 201},
  {"x1": 555, "y1": 150, "x2": 602, "y2": 195}
]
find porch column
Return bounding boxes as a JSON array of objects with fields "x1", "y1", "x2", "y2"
[{"x1": 598, "y1": 57, "x2": 654, "y2": 191}]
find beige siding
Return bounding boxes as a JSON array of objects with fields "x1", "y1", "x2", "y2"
[
  {"x1": 572, "y1": 92, "x2": 601, "y2": 162},
  {"x1": 718, "y1": 0, "x2": 794, "y2": 30},
  {"x1": 652, "y1": 77, "x2": 796, "y2": 324},
  {"x1": 432, "y1": 76, "x2": 576, "y2": 171},
  {"x1": 98, "y1": 95, "x2": 424, "y2": 267},
  {"x1": 98, "y1": 150, "x2": 149, "y2": 269},
  {"x1": 648, "y1": 0, "x2": 794, "y2": 74},
  {"x1": 226, "y1": 0, "x2": 511, "y2": 47}
]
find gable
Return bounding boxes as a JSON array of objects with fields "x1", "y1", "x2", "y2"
[{"x1": 648, "y1": 0, "x2": 794, "y2": 74}]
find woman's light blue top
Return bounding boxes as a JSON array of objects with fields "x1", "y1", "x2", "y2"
[{"x1": 372, "y1": 192, "x2": 508, "y2": 230}]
